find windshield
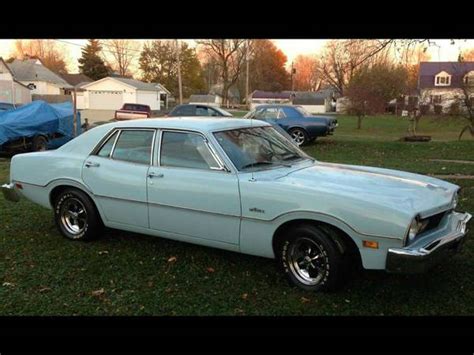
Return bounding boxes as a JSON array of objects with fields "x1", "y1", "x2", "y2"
[
  {"x1": 294, "y1": 106, "x2": 311, "y2": 117},
  {"x1": 214, "y1": 126, "x2": 310, "y2": 171},
  {"x1": 214, "y1": 107, "x2": 233, "y2": 117}
]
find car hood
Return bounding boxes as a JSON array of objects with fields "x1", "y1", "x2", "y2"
[{"x1": 275, "y1": 161, "x2": 458, "y2": 218}]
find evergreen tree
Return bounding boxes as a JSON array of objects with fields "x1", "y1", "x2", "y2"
[{"x1": 78, "y1": 39, "x2": 110, "y2": 80}]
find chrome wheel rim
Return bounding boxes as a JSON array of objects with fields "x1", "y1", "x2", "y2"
[
  {"x1": 60, "y1": 198, "x2": 87, "y2": 236},
  {"x1": 290, "y1": 130, "x2": 305, "y2": 146},
  {"x1": 287, "y1": 237, "x2": 327, "y2": 286}
]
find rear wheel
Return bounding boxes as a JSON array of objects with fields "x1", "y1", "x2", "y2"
[
  {"x1": 278, "y1": 224, "x2": 347, "y2": 292},
  {"x1": 289, "y1": 128, "x2": 308, "y2": 146},
  {"x1": 32, "y1": 135, "x2": 48, "y2": 152},
  {"x1": 54, "y1": 188, "x2": 102, "y2": 241}
]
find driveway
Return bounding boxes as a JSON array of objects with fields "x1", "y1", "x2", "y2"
[{"x1": 80, "y1": 109, "x2": 116, "y2": 125}]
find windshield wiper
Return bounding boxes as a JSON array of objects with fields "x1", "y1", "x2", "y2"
[
  {"x1": 240, "y1": 161, "x2": 275, "y2": 170},
  {"x1": 281, "y1": 154, "x2": 302, "y2": 161}
]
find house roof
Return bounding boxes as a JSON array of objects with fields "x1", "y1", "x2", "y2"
[
  {"x1": 189, "y1": 94, "x2": 218, "y2": 103},
  {"x1": 7, "y1": 59, "x2": 72, "y2": 88},
  {"x1": 0, "y1": 57, "x2": 32, "y2": 90},
  {"x1": 419, "y1": 61, "x2": 474, "y2": 76},
  {"x1": 60, "y1": 73, "x2": 93, "y2": 87},
  {"x1": 251, "y1": 90, "x2": 291, "y2": 99},
  {"x1": 81, "y1": 77, "x2": 170, "y2": 93},
  {"x1": 112, "y1": 77, "x2": 160, "y2": 91},
  {"x1": 419, "y1": 61, "x2": 474, "y2": 89}
]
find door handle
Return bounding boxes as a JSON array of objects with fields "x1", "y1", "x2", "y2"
[
  {"x1": 85, "y1": 161, "x2": 100, "y2": 168},
  {"x1": 148, "y1": 172, "x2": 164, "y2": 179}
]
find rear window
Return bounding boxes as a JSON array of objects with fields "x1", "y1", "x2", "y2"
[
  {"x1": 122, "y1": 104, "x2": 149, "y2": 111},
  {"x1": 171, "y1": 105, "x2": 195, "y2": 116}
]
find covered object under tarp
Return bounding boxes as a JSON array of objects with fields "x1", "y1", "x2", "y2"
[{"x1": 0, "y1": 100, "x2": 81, "y2": 149}]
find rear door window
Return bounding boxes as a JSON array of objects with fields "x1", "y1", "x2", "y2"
[{"x1": 111, "y1": 130, "x2": 155, "y2": 165}]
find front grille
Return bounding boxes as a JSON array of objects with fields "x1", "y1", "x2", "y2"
[{"x1": 422, "y1": 211, "x2": 448, "y2": 234}]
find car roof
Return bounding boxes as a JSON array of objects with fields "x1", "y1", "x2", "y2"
[
  {"x1": 254, "y1": 104, "x2": 296, "y2": 109},
  {"x1": 107, "y1": 117, "x2": 270, "y2": 132}
]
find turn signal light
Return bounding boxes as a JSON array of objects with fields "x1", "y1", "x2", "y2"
[{"x1": 363, "y1": 240, "x2": 379, "y2": 249}]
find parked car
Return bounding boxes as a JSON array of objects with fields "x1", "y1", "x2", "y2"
[
  {"x1": 2, "y1": 118, "x2": 471, "y2": 292},
  {"x1": 244, "y1": 105, "x2": 338, "y2": 146},
  {"x1": 167, "y1": 104, "x2": 233, "y2": 117},
  {"x1": 0, "y1": 102, "x2": 16, "y2": 112},
  {"x1": 0, "y1": 100, "x2": 81, "y2": 153},
  {"x1": 115, "y1": 103, "x2": 151, "y2": 120}
]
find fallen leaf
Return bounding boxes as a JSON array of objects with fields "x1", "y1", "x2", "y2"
[
  {"x1": 98, "y1": 250, "x2": 109, "y2": 255},
  {"x1": 168, "y1": 256, "x2": 177, "y2": 263},
  {"x1": 39, "y1": 287, "x2": 51, "y2": 293},
  {"x1": 345, "y1": 299, "x2": 351, "y2": 303},
  {"x1": 91, "y1": 288, "x2": 105, "y2": 297},
  {"x1": 2, "y1": 282, "x2": 15, "y2": 287},
  {"x1": 300, "y1": 297, "x2": 311, "y2": 304},
  {"x1": 206, "y1": 267, "x2": 215, "y2": 273},
  {"x1": 241, "y1": 293, "x2": 248, "y2": 300}
]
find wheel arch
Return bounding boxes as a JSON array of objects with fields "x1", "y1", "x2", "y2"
[
  {"x1": 271, "y1": 218, "x2": 362, "y2": 267},
  {"x1": 48, "y1": 180, "x2": 105, "y2": 224}
]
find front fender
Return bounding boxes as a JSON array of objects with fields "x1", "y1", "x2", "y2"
[{"x1": 239, "y1": 210, "x2": 404, "y2": 270}]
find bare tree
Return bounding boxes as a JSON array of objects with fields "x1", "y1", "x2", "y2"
[
  {"x1": 317, "y1": 40, "x2": 396, "y2": 95},
  {"x1": 104, "y1": 40, "x2": 141, "y2": 77},
  {"x1": 196, "y1": 40, "x2": 247, "y2": 106},
  {"x1": 457, "y1": 65, "x2": 474, "y2": 140},
  {"x1": 317, "y1": 39, "x2": 432, "y2": 96},
  {"x1": 293, "y1": 54, "x2": 321, "y2": 91},
  {"x1": 10, "y1": 39, "x2": 71, "y2": 74}
]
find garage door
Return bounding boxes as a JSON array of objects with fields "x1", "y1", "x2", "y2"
[{"x1": 89, "y1": 90, "x2": 124, "y2": 110}]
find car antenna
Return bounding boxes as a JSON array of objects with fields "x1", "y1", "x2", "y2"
[{"x1": 249, "y1": 106, "x2": 256, "y2": 182}]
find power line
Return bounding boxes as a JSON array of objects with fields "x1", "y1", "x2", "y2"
[{"x1": 55, "y1": 39, "x2": 145, "y2": 55}]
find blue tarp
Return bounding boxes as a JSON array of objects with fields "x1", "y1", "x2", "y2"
[{"x1": 0, "y1": 100, "x2": 81, "y2": 148}]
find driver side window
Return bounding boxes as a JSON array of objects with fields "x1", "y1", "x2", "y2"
[{"x1": 160, "y1": 131, "x2": 222, "y2": 170}]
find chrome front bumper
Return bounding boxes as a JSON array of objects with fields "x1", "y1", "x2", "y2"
[
  {"x1": 386, "y1": 211, "x2": 471, "y2": 273},
  {"x1": 1, "y1": 183, "x2": 20, "y2": 202}
]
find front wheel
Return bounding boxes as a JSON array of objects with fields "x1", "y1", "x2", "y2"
[
  {"x1": 289, "y1": 128, "x2": 308, "y2": 146},
  {"x1": 278, "y1": 224, "x2": 347, "y2": 292},
  {"x1": 54, "y1": 189, "x2": 102, "y2": 241}
]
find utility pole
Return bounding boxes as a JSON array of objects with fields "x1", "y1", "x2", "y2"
[
  {"x1": 176, "y1": 39, "x2": 183, "y2": 104},
  {"x1": 245, "y1": 40, "x2": 250, "y2": 110},
  {"x1": 73, "y1": 87, "x2": 77, "y2": 137},
  {"x1": 291, "y1": 62, "x2": 295, "y2": 92}
]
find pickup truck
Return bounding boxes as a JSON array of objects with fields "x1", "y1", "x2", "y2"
[{"x1": 115, "y1": 103, "x2": 152, "y2": 120}]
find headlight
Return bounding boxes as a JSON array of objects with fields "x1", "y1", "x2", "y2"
[
  {"x1": 452, "y1": 192, "x2": 459, "y2": 209},
  {"x1": 407, "y1": 216, "x2": 429, "y2": 245},
  {"x1": 407, "y1": 218, "x2": 420, "y2": 243}
]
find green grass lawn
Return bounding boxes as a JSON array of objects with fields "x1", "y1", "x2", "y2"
[{"x1": 0, "y1": 115, "x2": 473, "y2": 316}]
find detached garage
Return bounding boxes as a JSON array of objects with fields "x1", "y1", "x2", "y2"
[{"x1": 80, "y1": 77, "x2": 170, "y2": 111}]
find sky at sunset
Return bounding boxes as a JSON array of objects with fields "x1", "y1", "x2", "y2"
[{"x1": 0, "y1": 39, "x2": 473, "y2": 73}]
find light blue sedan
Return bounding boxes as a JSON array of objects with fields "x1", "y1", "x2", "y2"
[{"x1": 2, "y1": 118, "x2": 471, "y2": 291}]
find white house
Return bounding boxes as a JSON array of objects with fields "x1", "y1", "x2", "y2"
[
  {"x1": 80, "y1": 77, "x2": 170, "y2": 111},
  {"x1": 7, "y1": 58, "x2": 72, "y2": 95},
  {"x1": 0, "y1": 57, "x2": 32, "y2": 105}
]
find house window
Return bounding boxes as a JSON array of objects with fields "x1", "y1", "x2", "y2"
[
  {"x1": 464, "y1": 72, "x2": 474, "y2": 86},
  {"x1": 430, "y1": 95, "x2": 442, "y2": 104},
  {"x1": 434, "y1": 72, "x2": 451, "y2": 86}
]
